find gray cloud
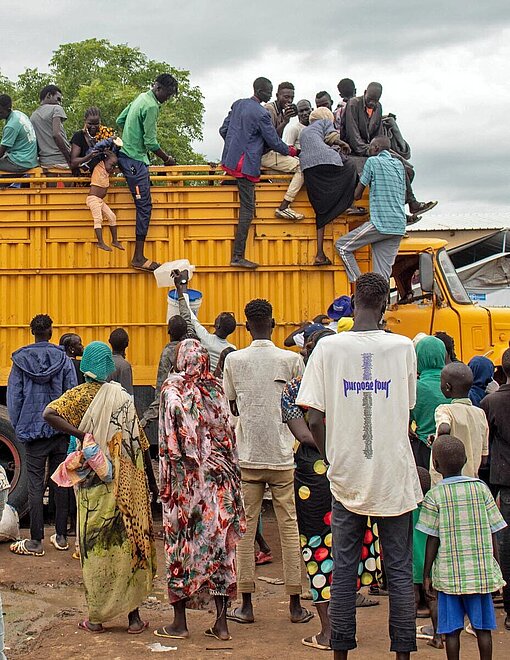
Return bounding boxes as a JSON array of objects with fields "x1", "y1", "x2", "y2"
[{"x1": 1, "y1": 1, "x2": 509, "y2": 217}]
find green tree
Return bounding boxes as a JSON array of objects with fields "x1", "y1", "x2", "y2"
[{"x1": 3, "y1": 39, "x2": 205, "y2": 164}]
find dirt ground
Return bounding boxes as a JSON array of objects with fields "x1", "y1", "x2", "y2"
[{"x1": 1, "y1": 507, "x2": 509, "y2": 659}]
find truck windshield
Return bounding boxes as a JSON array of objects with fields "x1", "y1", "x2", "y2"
[{"x1": 437, "y1": 249, "x2": 472, "y2": 304}]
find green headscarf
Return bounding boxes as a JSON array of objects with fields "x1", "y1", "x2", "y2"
[
  {"x1": 416, "y1": 335, "x2": 446, "y2": 375},
  {"x1": 80, "y1": 341, "x2": 116, "y2": 383}
]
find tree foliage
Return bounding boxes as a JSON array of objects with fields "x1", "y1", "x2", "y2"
[{"x1": 1, "y1": 39, "x2": 205, "y2": 164}]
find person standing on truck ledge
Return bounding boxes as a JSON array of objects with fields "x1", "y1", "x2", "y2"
[
  {"x1": 336, "y1": 136, "x2": 406, "y2": 282},
  {"x1": 116, "y1": 74, "x2": 178, "y2": 273},
  {"x1": 262, "y1": 82, "x2": 305, "y2": 222},
  {"x1": 220, "y1": 77, "x2": 298, "y2": 269},
  {"x1": 30, "y1": 84, "x2": 71, "y2": 169},
  {"x1": 7, "y1": 314, "x2": 77, "y2": 557},
  {"x1": 0, "y1": 94, "x2": 38, "y2": 173}
]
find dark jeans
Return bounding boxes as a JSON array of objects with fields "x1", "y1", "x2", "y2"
[
  {"x1": 499, "y1": 486, "x2": 510, "y2": 615},
  {"x1": 330, "y1": 498, "x2": 417, "y2": 653},
  {"x1": 117, "y1": 154, "x2": 152, "y2": 241},
  {"x1": 232, "y1": 177, "x2": 255, "y2": 259},
  {"x1": 25, "y1": 435, "x2": 69, "y2": 541}
]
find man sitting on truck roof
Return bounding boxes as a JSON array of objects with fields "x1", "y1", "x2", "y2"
[
  {"x1": 262, "y1": 82, "x2": 305, "y2": 222},
  {"x1": 30, "y1": 85, "x2": 71, "y2": 169},
  {"x1": 116, "y1": 74, "x2": 178, "y2": 273},
  {"x1": 0, "y1": 95, "x2": 38, "y2": 173},
  {"x1": 220, "y1": 77, "x2": 298, "y2": 269},
  {"x1": 336, "y1": 136, "x2": 406, "y2": 282},
  {"x1": 315, "y1": 91, "x2": 334, "y2": 110},
  {"x1": 344, "y1": 82, "x2": 437, "y2": 218}
]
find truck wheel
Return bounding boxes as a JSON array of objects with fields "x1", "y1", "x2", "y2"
[{"x1": 0, "y1": 405, "x2": 29, "y2": 518}]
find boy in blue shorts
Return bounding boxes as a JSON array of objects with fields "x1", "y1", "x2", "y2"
[{"x1": 417, "y1": 435, "x2": 506, "y2": 660}]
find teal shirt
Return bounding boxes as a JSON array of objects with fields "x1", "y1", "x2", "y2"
[
  {"x1": 1, "y1": 110, "x2": 38, "y2": 169},
  {"x1": 359, "y1": 150, "x2": 406, "y2": 235},
  {"x1": 116, "y1": 91, "x2": 161, "y2": 164}
]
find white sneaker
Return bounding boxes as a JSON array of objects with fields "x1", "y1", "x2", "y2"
[{"x1": 275, "y1": 207, "x2": 305, "y2": 221}]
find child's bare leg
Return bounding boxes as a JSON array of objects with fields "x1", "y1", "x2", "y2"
[
  {"x1": 425, "y1": 590, "x2": 443, "y2": 649},
  {"x1": 109, "y1": 225, "x2": 124, "y2": 250},
  {"x1": 474, "y1": 629, "x2": 492, "y2": 660},
  {"x1": 444, "y1": 629, "x2": 461, "y2": 660},
  {"x1": 94, "y1": 227, "x2": 112, "y2": 251}
]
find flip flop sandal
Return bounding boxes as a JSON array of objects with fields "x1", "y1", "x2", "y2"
[
  {"x1": 205, "y1": 627, "x2": 232, "y2": 641},
  {"x1": 10, "y1": 539, "x2": 45, "y2": 556},
  {"x1": 132, "y1": 259, "x2": 161, "y2": 273},
  {"x1": 153, "y1": 626, "x2": 189, "y2": 639},
  {"x1": 226, "y1": 607, "x2": 254, "y2": 624},
  {"x1": 50, "y1": 533, "x2": 69, "y2": 551},
  {"x1": 291, "y1": 608, "x2": 314, "y2": 624},
  {"x1": 302, "y1": 635, "x2": 331, "y2": 651},
  {"x1": 78, "y1": 620, "x2": 105, "y2": 634},
  {"x1": 416, "y1": 625, "x2": 433, "y2": 640},
  {"x1": 128, "y1": 620, "x2": 149, "y2": 634},
  {"x1": 255, "y1": 551, "x2": 273, "y2": 565},
  {"x1": 72, "y1": 550, "x2": 80, "y2": 560}
]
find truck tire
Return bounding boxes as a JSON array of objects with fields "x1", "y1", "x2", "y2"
[{"x1": 0, "y1": 405, "x2": 29, "y2": 518}]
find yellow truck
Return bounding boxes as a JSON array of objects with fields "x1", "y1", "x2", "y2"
[{"x1": 1, "y1": 166, "x2": 509, "y2": 514}]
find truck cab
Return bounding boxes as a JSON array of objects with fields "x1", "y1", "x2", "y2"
[{"x1": 388, "y1": 237, "x2": 510, "y2": 364}]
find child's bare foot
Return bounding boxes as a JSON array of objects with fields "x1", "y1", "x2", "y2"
[
  {"x1": 111, "y1": 241, "x2": 125, "y2": 251},
  {"x1": 95, "y1": 242, "x2": 112, "y2": 252}
]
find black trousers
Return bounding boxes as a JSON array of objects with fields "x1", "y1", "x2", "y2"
[
  {"x1": 25, "y1": 435, "x2": 69, "y2": 541},
  {"x1": 233, "y1": 178, "x2": 255, "y2": 259}
]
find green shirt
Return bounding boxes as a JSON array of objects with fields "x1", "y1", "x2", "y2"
[
  {"x1": 1, "y1": 110, "x2": 38, "y2": 169},
  {"x1": 412, "y1": 506, "x2": 427, "y2": 584},
  {"x1": 116, "y1": 91, "x2": 161, "y2": 164},
  {"x1": 416, "y1": 477, "x2": 506, "y2": 594}
]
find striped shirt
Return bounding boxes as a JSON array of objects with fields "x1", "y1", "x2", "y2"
[
  {"x1": 416, "y1": 476, "x2": 506, "y2": 594},
  {"x1": 360, "y1": 150, "x2": 406, "y2": 235}
]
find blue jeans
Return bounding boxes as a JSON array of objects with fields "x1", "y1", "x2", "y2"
[
  {"x1": 498, "y1": 486, "x2": 510, "y2": 616},
  {"x1": 117, "y1": 154, "x2": 152, "y2": 241},
  {"x1": 330, "y1": 498, "x2": 417, "y2": 653}
]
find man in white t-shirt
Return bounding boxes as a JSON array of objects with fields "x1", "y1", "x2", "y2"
[
  {"x1": 297, "y1": 272, "x2": 421, "y2": 659},
  {"x1": 283, "y1": 99, "x2": 312, "y2": 151},
  {"x1": 223, "y1": 299, "x2": 311, "y2": 626}
]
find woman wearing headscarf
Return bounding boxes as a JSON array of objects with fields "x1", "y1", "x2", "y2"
[
  {"x1": 281, "y1": 328, "x2": 381, "y2": 652},
  {"x1": 299, "y1": 107, "x2": 358, "y2": 266},
  {"x1": 410, "y1": 336, "x2": 451, "y2": 468},
  {"x1": 468, "y1": 355, "x2": 496, "y2": 406},
  {"x1": 155, "y1": 339, "x2": 245, "y2": 642},
  {"x1": 43, "y1": 341, "x2": 156, "y2": 634}
]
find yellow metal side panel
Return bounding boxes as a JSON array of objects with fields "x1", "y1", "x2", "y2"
[{"x1": 0, "y1": 174, "x2": 370, "y2": 386}]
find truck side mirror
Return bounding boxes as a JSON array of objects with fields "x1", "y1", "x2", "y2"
[{"x1": 419, "y1": 253, "x2": 434, "y2": 294}]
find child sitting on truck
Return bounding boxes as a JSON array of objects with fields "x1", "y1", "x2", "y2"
[{"x1": 86, "y1": 149, "x2": 124, "y2": 252}]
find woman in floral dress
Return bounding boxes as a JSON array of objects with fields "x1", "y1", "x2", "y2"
[{"x1": 155, "y1": 339, "x2": 245, "y2": 642}]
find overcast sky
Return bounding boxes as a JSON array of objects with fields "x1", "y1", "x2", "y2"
[{"x1": 2, "y1": 0, "x2": 509, "y2": 217}]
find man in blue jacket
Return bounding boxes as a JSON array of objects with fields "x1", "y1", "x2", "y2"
[
  {"x1": 220, "y1": 77, "x2": 298, "y2": 269},
  {"x1": 7, "y1": 314, "x2": 77, "y2": 556}
]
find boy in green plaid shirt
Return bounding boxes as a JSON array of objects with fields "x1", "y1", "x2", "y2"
[{"x1": 417, "y1": 435, "x2": 506, "y2": 659}]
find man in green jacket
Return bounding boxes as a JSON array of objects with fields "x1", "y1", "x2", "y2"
[{"x1": 116, "y1": 74, "x2": 178, "y2": 272}]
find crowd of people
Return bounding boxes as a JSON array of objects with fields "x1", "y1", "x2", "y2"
[
  {"x1": 0, "y1": 267, "x2": 509, "y2": 660},
  {"x1": 1, "y1": 72, "x2": 438, "y2": 277}
]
